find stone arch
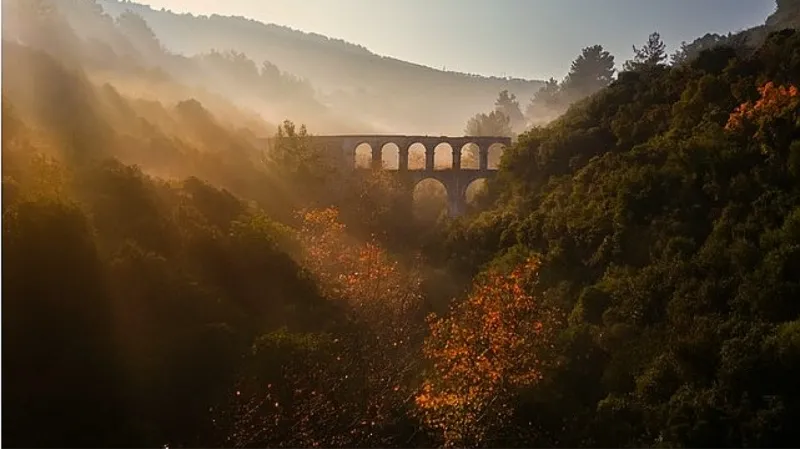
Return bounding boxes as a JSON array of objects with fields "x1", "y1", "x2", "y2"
[
  {"x1": 464, "y1": 177, "x2": 489, "y2": 204},
  {"x1": 413, "y1": 177, "x2": 448, "y2": 221},
  {"x1": 433, "y1": 143, "x2": 453, "y2": 170},
  {"x1": 460, "y1": 142, "x2": 480, "y2": 170},
  {"x1": 354, "y1": 142, "x2": 373, "y2": 169},
  {"x1": 487, "y1": 143, "x2": 506, "y2": 170},
  {"x1": 408, "y1": 142, "x2": 426, "y2": 170},
  {"x1": 381, "y1": 143, "x2": 400, "y2": 170}
]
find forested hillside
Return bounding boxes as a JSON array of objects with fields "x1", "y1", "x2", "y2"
[
  {"x1": 2, "y1": 6, "x2": 429, "y2": 446},
  {"x1": 437, "y1": 21, "x2": 800, "y2": 449},
  {"x1": 4, "y1": 0, "x2": 800, "y2": 448}
]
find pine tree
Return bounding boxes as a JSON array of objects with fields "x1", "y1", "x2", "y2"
[
  {"x1": 561, "y1": 45, "x2": 616, "y2": 100},
  {"x1": 624, "y1": 32, "x2": 667, "y2": 71}
]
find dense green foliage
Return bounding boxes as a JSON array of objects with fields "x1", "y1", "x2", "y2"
[
  {"x1": 2, "y1": 99, "x2": 329, "y2": 446},
  {"x1": 439, "y1": 27, "x2": 800, "y2": 447},
  {"x1": 1, "y1": 12, "x2": 426, "y2": 446},
  {"x1": 4, "y1": 0, "x2": 800, "y2": 448}
]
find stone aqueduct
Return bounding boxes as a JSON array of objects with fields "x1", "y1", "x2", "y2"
[{"x1": 268, "y1": 135, "x2": 512, "y2": 216}]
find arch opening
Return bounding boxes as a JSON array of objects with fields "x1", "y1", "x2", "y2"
[
  {"x1": 413, "y1": 178, "x2": 448, "y2": 222},
  {"x1": 354, "y1": 143, "x2": 373, "y2": 169},
  {"x1": 433, "y1": 143, "x2": 453, "y2": 170},
  {"x1": 408, "y1": 143, "x2": 426, "y2": 170},
  {"x1": 488, "y1": 143, "x2": 505, "y2": 170},
  {"x1": 381, "y1": 143, "x2": 400, "y2": 170},
  {"x1": 460, "y1": 143, "x2": 480, "y2": 170},
  {"x1": 465, "y1": 178, "x2": 489, "y2": 205}
]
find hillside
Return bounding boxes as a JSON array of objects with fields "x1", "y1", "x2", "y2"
[
  {"x1": 6, "y1": 0, "x2": 800, "y2": 448},
  {"x1": 434, "y1": 23, "x2": 800, "y2": 449},
  {"x1": 98, "y1": 0, "x2": 545, "y2": 134}
]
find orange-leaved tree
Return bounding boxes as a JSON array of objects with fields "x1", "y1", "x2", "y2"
[
  {"x1": 725, "y1": 81, "x2": 800, "y2": 154},
  {"x1": 219, "y1": 206, "x2": 427, "y2": 447},
  {"x1": 298, "y1": 206, "x2": 423, "y2": 327},
  {"x1": 298, "y1": 207, "x2": 425, "y2": 429},
  {"x1": 299, "y1": 206, "x2": 427, "y2": 444},
  {"x1": 415, "y1": 257, "x2": 559, "y2": 447}
]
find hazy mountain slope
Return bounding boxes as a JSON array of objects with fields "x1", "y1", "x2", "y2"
[
  {"x1": 99, "y1": 0, "x2": 544, "y2": 135},
  {"x1": 675, "y1": 0, "x2": 799, "y2": 63}
]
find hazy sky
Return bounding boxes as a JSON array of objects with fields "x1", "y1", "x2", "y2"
[{"x1": 135, "y1": 0, "x2": 776, "y2": 80}]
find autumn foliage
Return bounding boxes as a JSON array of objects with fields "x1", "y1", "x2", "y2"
[
  {"x1": 297, "y1": 207, "x2": 425, "y2": 426},
  {"x1": 217, "y1": 207, "x2": 427, "y2": 447},
  {"x1": 298, "y1": 207, "x2": 424, "y2": 326},
  {"x1": 415, "y1": 258, "x2": 559, "y2": 447},
  {"x1": 726, "y1": 82, "x2": 800, "y2": 152},
  {"x1": 726, "y1": 82, "x2": 799, "y2": 131}
]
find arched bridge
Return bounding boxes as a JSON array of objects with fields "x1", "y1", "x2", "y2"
[
  {"x1": 312, "y1": 135, "x2": 511, "y2": 216},
  {"x1": 267, "y1": 134, "x2": 511, "y2": 216}
]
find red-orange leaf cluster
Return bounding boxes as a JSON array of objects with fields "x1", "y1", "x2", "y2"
[
  {"x1": 297, "y1": 207, "x2": 423, "y2": 327},
  {"x1": 415, "y1": 258, "x2": 559, "y2": 447},
  {"x1": 725, "y1": 81, "x2": 800, "y2": 133}
]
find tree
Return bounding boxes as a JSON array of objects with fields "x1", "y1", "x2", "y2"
[
  {"x1": 465, "y1": 110, "x2": 513, "y2": 137},
  {"x1": 445, "y1": 29, "x2": 800, "y2": 448},
  {"x1": 261, "y1": 120, "x2": 340, "y2": 217},
  {"x1": 115, "y1": 11, "x2": 163, "y2": 59},
  {"x1": 494, "y1": 90, "x2": 526, "y2": 132},
  {"x1": 561, "y1": 45, "x2": 616, "y2": 100},
  {"x1": 670, "y1": 33, "x2": 729, "y2": 65},
  {"x1": 3, "y1": 197, "x2": 127, "y2": 448},
  {"x1": 415, "y1": 258, "x2": 559, "y2": 447},
  {"x1": 624, "y1": 32, "x2": 668, "y2": 71},
  {"x1": 525, "y1": 77, "x2": 565, "y2": 127},
  {"x1": 2, "y1": 0, "x2": 79, "y2": 59},
  {"x1": 217, "y1": 207, "x2": 427, "y2": 448},
  {"x1": 199, "y1": 50, "x2": 261, "y2": 87},
  {"x1": 767, "y1": 0, "x2": 800, "y2": 30},
  {"x1": 725, "y1": 81, "x2": 800, "y2": 154},
  {"x1": 529, "y1": 78, "x2": 561, "y2": 109}
]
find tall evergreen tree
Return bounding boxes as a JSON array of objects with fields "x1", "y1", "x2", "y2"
[
  {"x1": 624, "y1": 32, "x2": 668, "y2": 71},
  {"x1": 561, "y1": 45, "x2": 616, "y2": 100}
]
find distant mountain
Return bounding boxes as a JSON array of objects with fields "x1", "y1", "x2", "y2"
[{"x1": 98, "y1": 0, "x2": 545, "y2": 135}]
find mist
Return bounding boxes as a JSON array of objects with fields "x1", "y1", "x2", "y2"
[
  {"x1": 4, "y1": 0, "x2": 600, "y2": 141},
  {"x1": 4, "y1": 0, "x2": 800, "y2": 448},
  {"x1": 94, "y1": 0, "x2": 545, "y2": 135},
  {"x1": 30, "y1": 0, "x2": 555, "y2": 136}
]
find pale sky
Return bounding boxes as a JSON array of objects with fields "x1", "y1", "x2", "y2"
[{"x1": 134, "y1": 0, "x2": 776, "y2": 80}]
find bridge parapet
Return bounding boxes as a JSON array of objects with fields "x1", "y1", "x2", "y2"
[{"x1": 306, "y1": 135, "x2": 510, "y2": 172}]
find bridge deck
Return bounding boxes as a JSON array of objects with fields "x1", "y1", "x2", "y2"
[{"x1": 309, "y1": 134, "x2": 511, "y2": 140}]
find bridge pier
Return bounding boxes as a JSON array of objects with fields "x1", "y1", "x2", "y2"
[
  {"x1": 425, "y1": 148, "x2": 434, "y2": 172},
  {"x1": 371, "y1": 144, "x2": 382, "y2": 169},
  {"x1": 399, "y1": 146, "x2": 409, "y2": 171},
  {"x1": 447, "y1": 188, "x2": 466, "y2": 217},
  {"x1": 452, "y1": 147, "x2": 461, "y2": 171}
]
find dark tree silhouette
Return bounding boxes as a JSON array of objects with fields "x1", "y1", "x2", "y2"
[
  {"x1": 561, "y1": 44, "x2": 616, "y2": 100},
  {"x1": 624, "y1": 32, "x2": 668, "y2": 71}
]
